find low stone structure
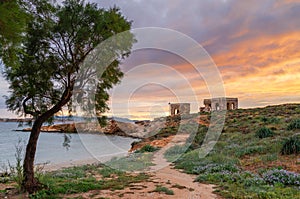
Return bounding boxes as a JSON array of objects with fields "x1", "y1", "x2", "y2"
[
  {"x1": 169, "y1": 103, "x2": 190, "y2": 116},
  {"x1": 201, "y1": 97, "x2": 238, "y2": 112}
]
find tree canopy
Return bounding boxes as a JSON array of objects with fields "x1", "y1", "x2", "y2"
[{"x1": 0, "y1": 0, "x2": 28, "y2": 67}]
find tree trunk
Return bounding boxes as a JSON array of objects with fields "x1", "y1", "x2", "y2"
[
  {"x1": 22, "y1": 117, "x2": 44, "y2": 193},
  {"x1": 21, "y1": 87, "x2": 73, "y2": 193}
]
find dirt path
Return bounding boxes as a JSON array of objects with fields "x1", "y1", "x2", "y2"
[
  {"x1": 66, "y1": 165, "x2": 219, "y2": 199},
  {"x1": 147, "y1": 133, "x2": 218, "y2": 199},
  {"x1": 66, "y1": 133, "x2": 219, "y2": 199}
]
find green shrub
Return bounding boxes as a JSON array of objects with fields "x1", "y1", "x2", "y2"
[
  {"x1": 262, "y1": 169, "x2": 300, "y2": 186},
  {"x1": 269, "y1": 117, "x2": 280, "y2": 124},
  {"x1": 192, "y1": 163, "x2": 239, "y2": 174},
  {"x1": 154, "y1": 127, "x2": 178, "y2": 138},
  {"x1": 281, "y1": 134, "x2": 300, "y2": 155},
  {"x1": 260, "y1": 117, "x2": 280, "y2": 124},
  {"x1": 153, "y1": 186, "x2": 174, "y2": 195},
  {"x1": 186, "y1": 126, "x2": 207, "y2": 150},
  {"x1": 135, "y1": 144, "x2": 159, "y2": 153},
  {"x1": 261, "y1": 116, "x2": 268, "y2": 123},
  {"x1": 235, "y1": 145, "x2": 266, "y2": 157},
  {"x1": 287, "y1": 119, "x2": 300, "y2": 130},
  {"x1": 255, "y1": 127, "x2": 274, "y2": 139},
  {"x1": 164, "y1": 144, "x2": 189, "y2": 162},
  {"x1": 8, "y1": 139, "x2": 24, "y2": 191}
]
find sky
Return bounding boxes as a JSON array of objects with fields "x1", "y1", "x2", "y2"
[{"x1": 1, "y1": 0, "x2": 300, "y2": 119}]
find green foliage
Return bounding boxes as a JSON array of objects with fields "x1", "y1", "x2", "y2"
[
  {"x1": 0, "y1": 0, "x2": 29, "y2": 67},
  {"x1": 281, "y1": 134, "x2": 300, "y2": 155},
  {"x1": 193, "y1": 163, "x2": 239, "y2": 175},
  {"x1": 172, "y1": 105, "x2": 300, "y2": 199},
  {"x1": 194, "y1": 166, "x2": 300, "y2": 199},
  {"x1": 287, "y1": 119, "x2": 300, "y2": 130},
  {"x1": 106, "y1": 153, "x2": 154, "y2": 172},
  {"x1": 260, "y1": 116, "x2": 281, "y2": 124},
  {"x1": 153, "y1": 185, "x2": 174, "y2": 195},
  {"x1": 261, "y1": 116, "x2": 268, "y2": 123},
  {"x1": 187, "y1": 125, "x2": 207, "y2": 150},
  {"x1": 262, "y1": 169, "x2": 300, "y2": 186},
  {"x1": 234, "y1": 145, "x2": 267, "y2": 157},
  {"x1": 98, "y1": 166, "x2": 122, "y2": 178},
  {"x1": 174, "y1": 150, "x2": 239, "y2": 174},
  {"x1": 3, "y1": 0, "x2": 134, "y2": 119},
  {"x1": 135, "y1": 144, "x2": 159, "y2": 153},
  {"x1": 164, "y1": 144, "x2": 189, "y2": 162},
  {"x1": 255, "y1": 127, "x2": 274, "y2": 139},
  {"x1": 29, "y1": 164, "x2": 149, "y2": 198},
  {"x1": 155, "y1": 126, "x2": 178, "y2": 138},
  {"x1": 8, "y1": 139, "x2": 24, "y2": 191}
]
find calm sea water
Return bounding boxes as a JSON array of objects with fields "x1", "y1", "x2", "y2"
[{"x1": 0, "y1": 122, "x2": 137, "y2": 171}]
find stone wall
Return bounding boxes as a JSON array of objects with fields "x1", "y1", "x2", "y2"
[
  {"x1": 202, "y1": 97, "x2": 238, "y2": 112},
  {"x1": 169, "y1": 103, "x2": 190, "y2": 116}
]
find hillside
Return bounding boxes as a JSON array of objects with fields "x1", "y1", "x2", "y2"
[{"x1": 162, "y1": 104, "x2": 300, "y2": 198}]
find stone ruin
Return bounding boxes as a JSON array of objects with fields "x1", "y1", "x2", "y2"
[
  {"x1": 200, "y1": 97, "x2": 238, "y2": 112},
  {"x1": 169, "y1": 103, "x2": 190, "y2": 116}
]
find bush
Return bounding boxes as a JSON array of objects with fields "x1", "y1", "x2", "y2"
[
  {"x1": 260, "y1": 117, "x2": 280, "y2": 124},
  {"x1": 262, "y1": 169, "x2": 300, "y2": 186},
  {"x1": 261, "y1": 116, "x2": 268, "y2": 123},
  {"x1": 287, "y1": 119, "x2": 300, "y2": 130},
  {"x1": 193, "y1": 163, "x2": 239, "y2": 174},
  {"x1": 164, "y1": 144, "x2": 189, "y2": 162},
  {"x1": 255, "y1": 127, "x2": 274, "y2": 139},
  {"x1": 186, "y1": 126, "x2": 207, "y2": 150},
  {"x1": 135, "y1": 144, "x2": 159, "y2": 153},
  {"x1": 235, "y1": 145, "x2": 266, "y2": 157},
  {"x1": 153, "y1": 186, "x2": 174, "y2": 195},
  {"x1": 8, "y1": 139, "x2": 24, "y2": 191},
  {"x1": 281, "y1": 134, "x2": 300, "y2": 155}
]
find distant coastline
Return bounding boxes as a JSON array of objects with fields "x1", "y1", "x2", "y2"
[{"x1": 0, "y1": 118, "x2": 32, "y2": 123}]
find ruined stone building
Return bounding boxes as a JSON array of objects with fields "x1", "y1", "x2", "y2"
[
  {"x1": 200, "y1": 97, "x2": 238, "y2": 112},
  {"x1": 169, "y1": 103, "x2": 190, "y2": 116}
]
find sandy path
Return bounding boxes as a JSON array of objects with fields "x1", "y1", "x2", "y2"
[
  {"x1": 65, "y1": 165, "x2": 219, "y2": 199},
  {"x1": 66, "y1": 133, "x2": 219, "y2": 199},
  {"x1": 148, "y1": 133, "x2": 218, "y2": 199}
]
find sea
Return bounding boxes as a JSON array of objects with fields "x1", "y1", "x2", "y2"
[{"x1": 0, "y1": 122, "x2": 137, "y2": 171}]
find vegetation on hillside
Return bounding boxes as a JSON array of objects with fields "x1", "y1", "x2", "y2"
[{"x1": 165, "y1": 104, "x2": 300, "y2": 198}]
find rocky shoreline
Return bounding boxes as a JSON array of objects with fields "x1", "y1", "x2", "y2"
[
  {"x1": 18, "y1": 114, "x2": 208, "y2": 151},
  {"x1": 18, "y1": 119, "x2": 153, "y2": 139}
]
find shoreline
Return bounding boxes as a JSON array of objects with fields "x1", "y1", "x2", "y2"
[
  {"x1": 40, "y1": 158, "x2": 99, "y2": 172},
  {"x1": 40, "y1": 151, "x2": 131, "y2": 172}
]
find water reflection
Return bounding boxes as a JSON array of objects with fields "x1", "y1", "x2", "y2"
[{"x1": 62, "y1": 134, "x2": 72, "y2": 150}]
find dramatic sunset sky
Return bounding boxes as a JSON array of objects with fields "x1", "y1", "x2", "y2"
[{"x1": 1, "y1": 0, "x2": 300, "y2": 119}]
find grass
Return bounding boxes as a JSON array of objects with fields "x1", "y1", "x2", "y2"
[
  {"x1": 281, "y1": 134, "x2": 300, "y2": 155},
  {"x1": 28, "y1": 164, "x2": 149, "y2": 198},
  {"x1": 287, "y1": 119, "x2": 300, "y2": 130},
  {"x1": 152, "y1": 185, "x2": 174, "y2": 195},
  {"x1": 255, "y1": 127, "x2": 274, "y2": 139},
  {"x1": 164, "y1": 144, "x2": 190, "y2": 162},
  {"x1": 134, "y1": 144, "x2": 159, "y2": 153},
  {"x1": 106, "y1": 152, "x2": 155, "y2": 172}
]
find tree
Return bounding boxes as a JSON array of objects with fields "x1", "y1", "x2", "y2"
[
  {"x1": 0, "y1": 0, "x2": 28, "y2": 67},
  {"x1": 1, "y1": 0, "x2": 134, "y2": 193},
  {"x1": 0, "y1": 0, "x2": 27, "y2": 43}
]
